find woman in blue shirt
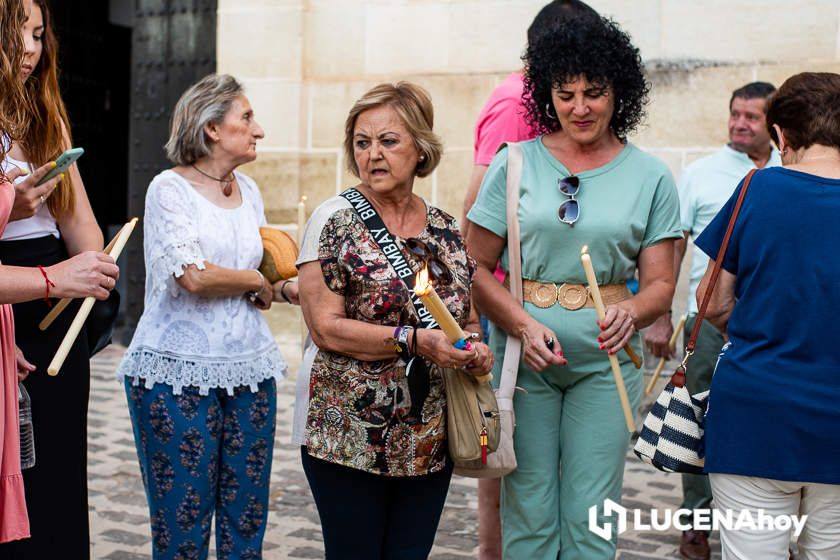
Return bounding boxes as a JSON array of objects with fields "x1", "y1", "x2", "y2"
[{"x1": 696, "y1": 72, "x2": 840, "y2": 560}]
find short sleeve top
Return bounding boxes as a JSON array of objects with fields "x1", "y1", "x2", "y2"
[
  {"x1": 298, "y1": 193, "x2": 474, "y2": 477},
  {"x1": 473, "y1": 72, "x2": 538, "y2": 165},
  {"x1": 678, "y1": 145, "x2": 781, "y2": 314},
  {"x1": 116, "y1": 169, "x2": 287, "y2": 395},
  {"x1": 695, "y1": 167, "x2": 840, "y2": 483},
  {"x1": 0, "y1": 154, "x2": 60, "y2": 241},
  {"x1": 468, "y1": 138, "x2": 682, "y2": 286}
]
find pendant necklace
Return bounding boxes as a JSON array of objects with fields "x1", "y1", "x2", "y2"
[{"x1": 192, "y1": 164, "x2": 234, "y2": 196}]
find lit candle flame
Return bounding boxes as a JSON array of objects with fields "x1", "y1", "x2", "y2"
[
  {"x1": 414, "y1": 263, "x2": 432, "y2": 296},
  {"x1": 412, "y1": 260, "x2": 484, "y2": 379}
]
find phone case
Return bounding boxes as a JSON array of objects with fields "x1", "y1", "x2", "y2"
[{"x1": 36, "y1": 147, "x2": 85, "y2": 186}]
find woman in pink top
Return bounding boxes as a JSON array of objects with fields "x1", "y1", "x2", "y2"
[
  {"x1": 0, "y1": 175, "x2": 115, "y2": 544},
  {"x1": 0, "y1": 0, "x2": 118, "y2": 543}
]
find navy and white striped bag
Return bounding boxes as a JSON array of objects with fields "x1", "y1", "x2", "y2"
[
  {"x1": 634, "y1": 170, "x2": 756, "y2": 475},
  {"x1": 633, "y1": 382, "x2": 709, "y2": 474}
]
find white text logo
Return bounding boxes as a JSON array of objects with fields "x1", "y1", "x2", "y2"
[{"x1": 587, "y1": 500, "x2": 807, "y2": 541}]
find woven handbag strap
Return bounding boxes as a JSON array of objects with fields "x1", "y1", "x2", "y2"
[
  {"x1": 497, "y1": 143, "x2": 524, "y2": 405},
  {"x1": 685, "y1": 168, "x2": 756, "y2": 355}
]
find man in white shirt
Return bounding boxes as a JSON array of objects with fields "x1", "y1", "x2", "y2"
[{"x1": 644, "y1": 81, "x2": 780, "y2": 560}]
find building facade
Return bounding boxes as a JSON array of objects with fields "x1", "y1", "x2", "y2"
[
  {"x1": 219, "y1": 0, "x2": 840, "y2": 223},
  {"x1": 54, "y1": 1, "x2": 840, "y2": 333}
]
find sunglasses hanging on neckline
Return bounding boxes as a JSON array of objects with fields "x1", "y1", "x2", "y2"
[
  {"x1": 403, "y1": 238, "x2": 453, "y2": 285},
  {"x1": 558, "y1": 175, "x2": 580, "y2": 226}
]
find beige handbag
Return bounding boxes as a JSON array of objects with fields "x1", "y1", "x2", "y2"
[
  {"x1": 453, "y1": 142, "x2": 524, "y2": 478},
  {"x1": 444, "y1": 367, "x2": 501, "y2": 466}
]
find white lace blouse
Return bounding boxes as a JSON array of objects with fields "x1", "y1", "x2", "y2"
[{"x1": 117, "y1": 169, "x2": 287, "y2": 395}]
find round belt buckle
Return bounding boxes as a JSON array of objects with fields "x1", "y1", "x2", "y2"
[
  {"x1": 558, "y1": 283, "x2": 588, "y2": 310},
  {"x1": 532, "y1": 283, "x2": 558, "y2": 308}
]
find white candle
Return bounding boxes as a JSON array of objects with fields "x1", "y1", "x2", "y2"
[
  {"x1": 645, "y1": 314, "x2": 687, "y2": 395},
  {"x1": 580, "y1": 245, "x2": 635, "y2": 433},
  {"x1": 413, "y1": 266, "x2": 490, "y2": 383},
  {"x1": 40, "y1": 223, "x2": 128, "y2": 331},
  {"x1": 48, "y1": 217, "x2": 138, "y2": 376},
  {"x1": 298, "y1": 195, "x2": 308, "y2": 358},
  {"x1": 297, "y1": 195, "x2": 307, "y2": 246},
  {"x1": 414, "y1": 266, "x2": 467, "y2": 343}
]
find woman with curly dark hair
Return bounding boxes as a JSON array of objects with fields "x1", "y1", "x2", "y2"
[{"x1": 466, "y1": 14, "x2": 682, "y2": 558}]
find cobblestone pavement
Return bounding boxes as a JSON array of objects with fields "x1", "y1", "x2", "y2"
[{"x1": 88, "y1": 336, "x2": 721, "y2": 560}]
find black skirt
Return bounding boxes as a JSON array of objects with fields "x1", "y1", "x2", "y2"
[{"x1": 0, "y1": 235, "x2": 91, "y2": 559}]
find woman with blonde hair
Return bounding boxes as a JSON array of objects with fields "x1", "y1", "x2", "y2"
[
  {"x1": 0, "y1": 0, "x2": 118, "y2": 547},
  {"x1": 0, "y1": 1, "x2": 110, "y2": 556},
  {"x1": 297, "y1": 81, "x2": 493, "y2": 559}
]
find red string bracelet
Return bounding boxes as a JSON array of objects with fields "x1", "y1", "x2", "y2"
[{"x1": 37, "y1": 265, "x2": 56, "y2": 307}]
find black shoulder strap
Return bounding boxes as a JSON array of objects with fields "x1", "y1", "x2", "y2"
[{"x1": 340, "y1": 188, "x2": 440, "y2": 331}]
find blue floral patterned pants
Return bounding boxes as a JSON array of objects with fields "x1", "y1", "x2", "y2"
[{"x1": 124, "y1": 378, "x2": 276, "y2": 560}]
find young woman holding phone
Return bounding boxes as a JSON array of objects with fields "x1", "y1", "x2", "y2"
[{"x1": 0, "y1": 1, "x2": 107, "y2": 557}]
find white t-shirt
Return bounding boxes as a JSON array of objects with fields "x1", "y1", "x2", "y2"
[
  {"x1": 679, "y1": 145, "x2": 781, "y2": 314},
  {"x1": 0, "y1": 154, "x2": 61, "y2": 241},
  {"x1": 116, "y1": 169, "x2": 287, "y2": 395},
  {"x1": 290, "y1": 196, "x2": 351, "y2": 445}
]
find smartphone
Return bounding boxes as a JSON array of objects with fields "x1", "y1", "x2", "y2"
[{"x1": 35, "y1": 147, "x2": 84, "y2": 186}]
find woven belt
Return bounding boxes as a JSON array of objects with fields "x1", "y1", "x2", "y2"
[{"x1": 504, "y1": 277, "x2": 631, "y2": 310}]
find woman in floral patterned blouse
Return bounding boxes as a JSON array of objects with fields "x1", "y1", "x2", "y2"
[{"x1": 297, "y1": 82, "x2": 494, "y2": 559}]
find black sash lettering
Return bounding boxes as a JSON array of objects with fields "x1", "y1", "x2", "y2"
[{"x1": 340, "y1": 188, "x2": 440, "y2": 331}]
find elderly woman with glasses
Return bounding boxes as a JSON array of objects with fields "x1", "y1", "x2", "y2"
[
  {"x1": 465, "y1": 15, "x2": 682, "y2": 559},
  {"x1": 296, "y1": 81, "x2": 493, "y2": 559}
]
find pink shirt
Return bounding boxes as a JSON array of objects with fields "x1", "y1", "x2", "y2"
[
  {"x1": 474, "y1": 72, "x2": 539, "y2": 281},
  {"x1": 0, "y1": 180, "x2": 30, "y2": 543},
  {"x1": 473, "y1": 72, "x2": 538, "y2": 166}
]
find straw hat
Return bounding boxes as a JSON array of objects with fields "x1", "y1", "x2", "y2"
[{"x1": 259, "y1": 227, "x2": 299, "y2": 282}]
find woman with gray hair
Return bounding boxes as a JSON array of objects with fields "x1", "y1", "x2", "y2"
[{"x1": 118, "y1": 73, "x2": 295, "y2": 559}]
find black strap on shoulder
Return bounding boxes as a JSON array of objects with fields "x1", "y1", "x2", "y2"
[
  {"x1": 340, "y1": 188, "x2": 439, "y2": 331},
  {"x1": 340, "y1": 188, "x2": 435, "y2": 417}
]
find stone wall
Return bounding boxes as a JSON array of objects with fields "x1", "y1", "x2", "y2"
[{"x1": 217, "y1": 0, "x2": 840, "y2": 225}]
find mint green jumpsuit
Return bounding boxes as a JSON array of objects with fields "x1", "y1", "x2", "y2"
[{"x1": 468, "y1": 138, "x2": 681, "y2": 559}]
